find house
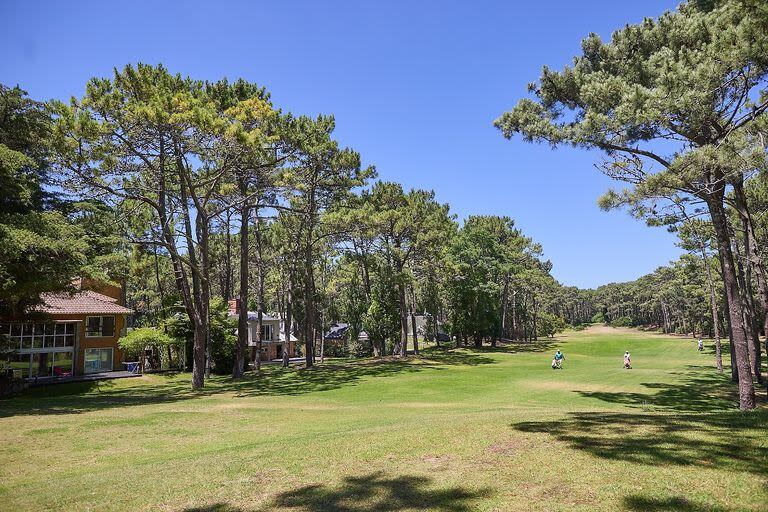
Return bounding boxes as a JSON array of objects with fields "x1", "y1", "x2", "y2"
[
  {"x1": 1, "y1": 280, "x2": 132, "y2": 379},
  {"x1": 228, "y1": 300, "x2": 298, "y2": 362},
  {"x1": 323, "y1": 322, "x2": 369, "y2": 344}
]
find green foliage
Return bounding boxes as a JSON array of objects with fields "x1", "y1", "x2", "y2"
[
  {"x1": 591, "y1": 312, "x2": 605, "y2": 324},
  {"x1": 0, "y1": 84, "x2": 89, "y2": 314},
  {"x1": 610, "y1": 316, "x2": 634, "y2": 328},
  {"x1": 536, "y1": 312, "x2": 567, "y2": 337},
  {"x1": 119, "y1": 327, "x2": 177, "y2": 360},
  {"x1": 363, "y1": 266, "x2": 400, "y2": 355},
  {"x1": 208, "y1": 298, "x2": 237, "y2": 374}
]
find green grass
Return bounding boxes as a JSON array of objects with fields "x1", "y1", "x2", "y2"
[{"x1": 1, "y1": 327, "x2": 766, "y2": 511}]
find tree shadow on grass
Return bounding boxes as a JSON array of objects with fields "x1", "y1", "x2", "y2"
[
  {"x1": 179, "y1": 473, "x2": 490, "y2": 512},
  {"x1": 622, "y1": 494, "x2": 738, "y2": 512},
  {"x1": 264, "y1": 472, "x2": 491, "y2": 512},
  {"x1": 0, "y1": 351, "x2": 496, "y2": 418},
  {"x1": 182, "y1": 505, "x2": 244, "y2": 512},
  {"x1": 513, "y1": 408, "x2": 768, "y2": 477},
  {"x1": 575, "y1": 366, "x2": 738, "y2": 412},
  {"x1": 230, "y1": 351, "x2": 494, "y2": 398}
]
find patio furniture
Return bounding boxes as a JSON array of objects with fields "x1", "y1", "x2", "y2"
[{"x1": 123, "y1": 361, "x2": 140, "y2": 374}]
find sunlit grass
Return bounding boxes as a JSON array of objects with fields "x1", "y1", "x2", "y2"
[{"x1": 0, "y1": 327, "x2": 765, "y2": 511}]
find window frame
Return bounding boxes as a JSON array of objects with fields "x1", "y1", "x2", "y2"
[{"x1": 85, "y1": 316, "x2": 116, "y2": 338}]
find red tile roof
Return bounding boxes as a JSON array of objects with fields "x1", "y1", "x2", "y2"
[{"x1": 35, "y1": 291, "x2": 132, "y2": 315}]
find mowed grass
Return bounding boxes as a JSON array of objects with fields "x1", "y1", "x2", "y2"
[{"x1": 1, "y1": 327, "x2": 766, "y2": 512}]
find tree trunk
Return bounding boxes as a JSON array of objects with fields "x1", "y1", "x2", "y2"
[
  {"x1": 233, "y1": 203, "x2": 249, "y2": 378},
  {"x1": 410, "y1": 287, "x2": 419, "y2": 355},
  {"x1": 500, "y1": 275, "x2": 509, "y2": 341},
  {"x1": 699, "y1": 242, "x2": 723, "y2": 373},
  {"x1": 222, "y1": 209, "x2": 233, "y2": 302},
  {"x1": 707, "y1": 196, "x2": 755, "y2": 410},
  {"x1": 283, "y1": 280, "x2": 293, "y2": 368},
  {"x1": 733, "y1": 181, "x2": 766, "y2": 383},
  {"x1": 319, "y1": 310, "x2": 325, "y2": 363},
  {"x1": 398, "y1": 280, "x2": 409, "y2": 357}
]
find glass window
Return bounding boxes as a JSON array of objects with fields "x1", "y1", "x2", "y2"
[
  {"x1": 52, "y1": 352, "x2": 73, "y2": 377},
  {"x1": 32, "y1": 324, "x2": 44, "y2": 348},
  {"x1": 8, "y1": 353, "x2": 29, "y2": 379},
  {"x1": 86, "y1": 316, "x2": 115, "y2": 337},
  {"x1": 31, "y1": 353, "x2": 52, "y2": 378},
  {"x1": 84, "y1": 348, "x2": 113, "y2": 373}
]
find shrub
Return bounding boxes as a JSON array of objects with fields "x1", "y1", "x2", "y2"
[
  {"x1": 208, "y1": 298, "x2": 237, "y2": 374},
  {"x1": 119, "y1": 327, "x2": 176, "y2": 360},
  {"x1": 610, "y1": 316, "x2": 633, "y2": 328}
]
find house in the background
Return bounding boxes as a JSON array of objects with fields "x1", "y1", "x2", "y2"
[
  {"x1": 228, "y1": 300, "x2": 298, "y2": 362},
  {"x1": 408, "y1": 314, "x2": 450, "y2": 343},
  {"x1": 1, "y1": 279, "x2": 132, "y2": 379},
  {"x1": 323, "y1": 322, "x2": 369, "y2": 343},
  {"x1": 322, "y1": 322, "x2": 369, "y2": 349}
]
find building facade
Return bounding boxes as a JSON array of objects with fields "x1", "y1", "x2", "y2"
[
  {"x1": 228, "y1": 301, "x2": 298, "y2": 362},
  {"x1": 1, "y1": 284, "x2": 132, "y2": 379}
]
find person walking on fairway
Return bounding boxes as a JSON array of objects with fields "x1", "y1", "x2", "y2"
[
  {"x1": 623, "y1": 351, "x2": 632, "y2": 369},
  {"x1": 552, "y1": 349, "x2": 565, "y2": 369},
  {"x1": 697, "y1": 338, "x2": 704, "y2": 351}
]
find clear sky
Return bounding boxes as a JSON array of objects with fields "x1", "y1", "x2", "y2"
[{"x1": 0, "y1": 0, "x2": 683, "y2": 289}]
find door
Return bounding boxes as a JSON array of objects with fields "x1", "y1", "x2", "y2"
[{"x1": 84, "y1": 348, "x2": 113, "y2": 374}]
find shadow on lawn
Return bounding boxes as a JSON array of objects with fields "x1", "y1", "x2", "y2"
[
  {"x1": 0, "y1": 350, "x2": 495, "y2": 418},
  {"x1": 180, "y1": 472, "x2": 491, "y2": 512},
  {"x1": 622, "y1": 494, "x2": 738, "y2": 512},
  {"x1": 575, "y1": 365, "x2": 737, "y2": 412},
  {"x1": 265, "y1": 472, "x2": 491, "y2": 512},
  {"x1": 513, "y1": 408, "x2": 768, "y2": 477}
]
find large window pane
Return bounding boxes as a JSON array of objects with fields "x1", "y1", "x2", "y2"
[
  {"x1": 102, "y1": 317, "x2": 115, "y2": 337},
  {"x1": 8, "y1": 353, "x2": 29, "y2": 379},
  {"x1": 85, "y1": 348, "x2": 113, "y2": 373},
  {"x1": 52, "y1": 352, "x2": 73, "y2": 377},
  {"x1": 32, "y1": 324, "x2": 44, "y2": 348},
  {"x1": 86, "y1": 317, "x2": 100, "y2": 336},
  {"x1": 30, "y1": 353, "x2": 52, "y2": 377}
]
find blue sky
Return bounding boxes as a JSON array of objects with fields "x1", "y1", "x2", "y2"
[{"x1": 0, "y1": 0, "x2": 682, "y2": 289}]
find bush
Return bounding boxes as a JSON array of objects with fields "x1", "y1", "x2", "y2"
[
  {"x1": 537, "y1": 312, "x2": 567, "y2": 338},
  {"x1": 160, "y1": 298, "x2": 237, "y2": 374},
  {"x1": 208, "y1": 298, "x2": 237, "y2": 374},
  {"x1": 591, "y1": 312, "x2": 605, "y2": 324},
  {"x1": 119, "y1": 327, "x2": 176, "y2": 360},
  {"x1": 610, "y1": 316, "x2": 633, "y2": 328}
]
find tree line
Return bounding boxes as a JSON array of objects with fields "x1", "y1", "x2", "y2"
[{"x1": 0, "y1": 68, "x2": 577, "y2": 392}]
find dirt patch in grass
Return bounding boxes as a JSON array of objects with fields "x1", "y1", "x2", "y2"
[
  {"x1": 420, "y1": 454, "x2": 455, "y2": 469},
  {"x1": 487, "y1": 436, "x2": 541, "y2": 456}
]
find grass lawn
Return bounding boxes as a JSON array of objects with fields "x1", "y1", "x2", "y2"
[{"x1": 1, "y1": 326, "x2": 766, "y2": 511}]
